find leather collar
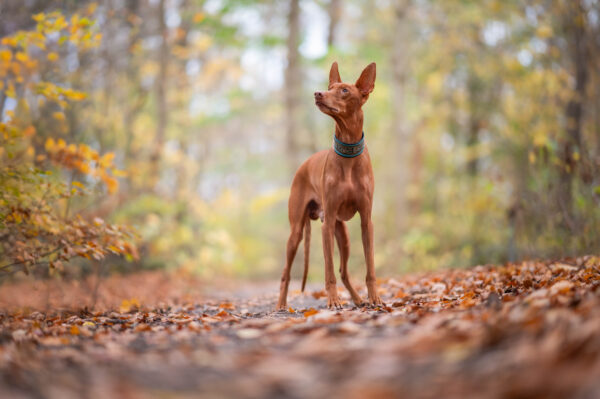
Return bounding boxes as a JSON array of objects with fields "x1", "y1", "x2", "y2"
[{"x1": 333, "y1": 132, "x2": 365, "y2": 158}]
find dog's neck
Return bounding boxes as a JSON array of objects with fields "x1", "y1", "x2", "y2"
[{"x1": 333, "y1": 110, "x2": 364, "y2": 144}]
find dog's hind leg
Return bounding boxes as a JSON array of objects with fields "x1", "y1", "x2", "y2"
[
  {"x1": 277, "y1": 223, "x2": 303, "y2": 310},
  {"x1": 277, "y1": 195, "x2": 308, "y2": 310},
  {"x1": 335, "y1": 220, "x2": 363, "y2": 306},
  {"x1": 301, "y1": 217, "x2": 310, "y2": 292},
  {"x1": 360, "y1": 210, "x2": 383, "y2": 306}
]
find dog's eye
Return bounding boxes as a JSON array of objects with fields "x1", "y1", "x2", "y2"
[{"x1": 342, "y1": 88, "x2": 349, "y2": 93}]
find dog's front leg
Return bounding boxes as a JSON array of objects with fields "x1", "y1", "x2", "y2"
[
  {"x1": 360, "y1": 210, "x2": 383, "y2": 306},
  {"x1": 322, "y1": 217, "x2": 342, "y2": 309}
]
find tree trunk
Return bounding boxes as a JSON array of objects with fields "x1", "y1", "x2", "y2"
[
  {"x1": 149, "y1": 0, "x2": 169, "y2": 190},
  {"x1": 327, "y1": 0, "x2": 341, "y2": 48},
  {"x1": 285, "y1": 0, "x2": 301, "y2": 171},
  {"x1": 391, "y1": 0, "x2": 410, "y2": 233},
  {"x1": 557, "y1": 0, "x2": 588, "y2": 230},
  {"x1": 0, "y1": 89, "x2": 5, "y2": 117},
  {"x1": 466, "y1": 74, "x2": 481, "y2": 178}
]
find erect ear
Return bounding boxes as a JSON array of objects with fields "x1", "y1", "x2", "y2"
[
  {"x1": 355, "y1": 62, "x2": 376, "y2": 96},
  {"x1": 329, "y1": 61, "x2": 341, "y2": 89}
]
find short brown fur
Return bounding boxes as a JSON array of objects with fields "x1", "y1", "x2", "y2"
[{"x1": 277, "y1": 62, "x2": 382, "y2": 310}]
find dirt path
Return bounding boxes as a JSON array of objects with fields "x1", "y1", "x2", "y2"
[{"x1": 1, "y1": 256, "x2": 600, "y2": 398}]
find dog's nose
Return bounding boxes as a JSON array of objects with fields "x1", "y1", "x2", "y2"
[{"x1": 314, "y1": 91, "x2": 323, "y2": 98}]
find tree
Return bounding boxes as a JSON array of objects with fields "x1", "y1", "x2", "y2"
[
  {"x1": 0, "y1": 11, "x2": 137, "y2": 275},
  {"x1": 285, "y1": 0, "x2": 301, "y2": 170}
]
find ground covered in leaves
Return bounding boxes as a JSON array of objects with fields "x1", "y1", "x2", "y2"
[{"x1": 1, "y1": 256, "x2": 600, "y2": 399}]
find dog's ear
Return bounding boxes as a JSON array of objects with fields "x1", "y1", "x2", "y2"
[
  {"x1": 329, "y1": 61, "x2": 341, "y2": 88},
  {"x1": 355, "y1": 62, "x2": 376, "y2": 96}
]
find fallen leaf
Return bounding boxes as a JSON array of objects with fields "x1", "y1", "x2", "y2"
[
  {"x1": 311, "y1": 290, "x2": 326, "y2": 299},
  {"x1": 303, "y1": 308, "x2": 319, "y2": 317}
]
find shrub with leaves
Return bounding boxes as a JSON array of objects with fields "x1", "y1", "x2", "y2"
[{"x1": 0, "y1": 10, "x2": 137, "y2": 275}]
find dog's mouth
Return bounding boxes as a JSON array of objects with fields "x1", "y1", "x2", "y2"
[{"x1": 315, "y1": 101, "x2": 339, "y2": 113}]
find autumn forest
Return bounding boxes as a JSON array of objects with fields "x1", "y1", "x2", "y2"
[{"x1": 1, "y1": 0, "x2": 600, "y2": 398}]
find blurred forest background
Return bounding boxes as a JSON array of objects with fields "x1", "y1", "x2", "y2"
[{"x1": 1, "y1": 0, "x2": 600, "y2": 283}]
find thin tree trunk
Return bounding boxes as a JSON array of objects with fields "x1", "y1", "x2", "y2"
[
  {"x1": 557, "y1": 0, "x2": 588, "y2": 231},
  {"x1": 327, "y1": 0, "x2": 341, "y2": 47},
  {"x1": 391, "y1": 0, "x2": 410, "y2": 232},
  {"x1": 124, "y1": 0, "x2": 141, "y2": 163},
  {"x1": 150, "y1": 0, "x2": 169, "y2": 189},
  {"x1": 466, "y1": 61, "x2": 485, "y2": 264},
  {"x1": 466, "y1": 74, "x2": 481, "y2": 178},
  {"x1": 0, "y1": 89, "x2": 5, "y2": 117},
  {"x1": 121, "y1": 0, "x2": 150, "y2": 198},
  {"x1": 175, "y1": 0, "x2": 192, "y2": 200},
  {"x1": 285, "y1": 0, "x2": 300, "y2": 171}
]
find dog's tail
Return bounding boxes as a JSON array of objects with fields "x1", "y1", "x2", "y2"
[{"x1": 301, "y1": 217, "x2": 310, "y2": 292}]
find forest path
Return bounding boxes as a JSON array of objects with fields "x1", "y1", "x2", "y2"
[{"x1": 1, "y1": 256, "x2": 600, "y2": 398}]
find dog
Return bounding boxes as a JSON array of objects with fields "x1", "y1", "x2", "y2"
[{"x1": 277, "y1": 62, "x2": 382, "y2": 310}]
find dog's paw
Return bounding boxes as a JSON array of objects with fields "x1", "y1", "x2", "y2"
[
  {"x1": 351, "y1": 297, "x2": 364, "y2": 307},
  {"x1": 327, "y1": 296, "x2": 343, "y2": 310},
  {"x1": 368, "y1": 294, "x2": 384, "y2": 307}
]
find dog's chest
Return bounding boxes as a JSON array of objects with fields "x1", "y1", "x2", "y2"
[{"x1": 323, "y1": 169, "x2": 366, "y2": 221}]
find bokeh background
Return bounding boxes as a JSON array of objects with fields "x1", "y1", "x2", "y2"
[{"x1": 1, "y1": 0, "x2": 600, "y2": 283}]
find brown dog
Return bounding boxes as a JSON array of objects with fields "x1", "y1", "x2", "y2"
[{"x1": 277, "y1": 62, "x2": 382, "y2": 310}]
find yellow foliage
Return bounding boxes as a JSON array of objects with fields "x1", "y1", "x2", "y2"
[
  {"x1": 6, "y1": 83, "x2": 16, "y2": 98},
  {"x1": 32, "y1": 13, "x2": 45, "y2": 23},
  {"x1": 112, "y1": 168, "x2": 128, "y2": 178},
  {"x1": 193, "y1": 13, "x2": 205, "y2": 23},
  {"x1": 52, "y1": 112, "x2": 66, "y2": 121},
  {"x1": 45, "y1": 138, "x2": 55, "y2": 151},
  {"x1": 23, "y1": 125, "x2": 36, "y2": 137},
  {"x1": 1, "y1": 37, "x2": 18, "y2": 47},
  {"x1": 15, "y1": 51, "x2": 29, "y2": 63},
  {"x1": 529, "y1": 151, "x2": 536, "y2": 164},
  {"x1": 532, "y1": 128, "x2": 548, "y2": 147},
  {"x1": 99, "y1": 152, "x2": 115, "y2": 168},
  {"x1": 0, "y1": 50, "x2": 12, "y2": 62},
  {"x1": 86, "y1": 3, "x2": 98, "y2": 15},
  {"x1": 103, "y1": 175, "x2": 119, "y2": 194},
  {"x1": 195, "y1": 35, "x2": 213, "y2": 52},
  {"x1": 536, "y1": 25, "x2": 552, "y2": 39}
]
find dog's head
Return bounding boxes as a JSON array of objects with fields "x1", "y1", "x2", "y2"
[{"x1": 314, "y1": 62, "x2": 376, "y2": 118}]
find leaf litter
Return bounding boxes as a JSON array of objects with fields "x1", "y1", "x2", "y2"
[{"x1": 1, "y1": 256, "x2": 600, "y2": 398}]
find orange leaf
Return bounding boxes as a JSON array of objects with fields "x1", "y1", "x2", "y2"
[
  {"x1": 394, "y1": 290, "x2": 408, "y2": 299},
  {"x1": 311, "y1": 290, "x2": 326, "y2": 299},
  {"x1": 135, "y1": 324, "x2": 152, "y2": 332}
]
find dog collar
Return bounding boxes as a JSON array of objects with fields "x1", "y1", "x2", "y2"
[{"x1": 333, "y1": 132, "x2": 365, "y2": 158}]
